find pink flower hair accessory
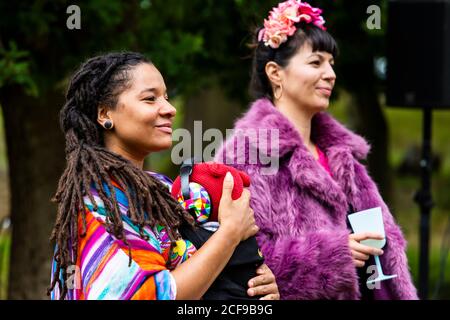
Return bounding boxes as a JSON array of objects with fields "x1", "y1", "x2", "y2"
[{"x1": 258, "y1": 0, "x2": 326, "y2": 49}]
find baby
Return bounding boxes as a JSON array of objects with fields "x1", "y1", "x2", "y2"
[{"x1": 171, "y1": 161, "x2": 264, "y2": 300}]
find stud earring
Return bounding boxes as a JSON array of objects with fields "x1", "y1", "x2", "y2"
[{"x1": 103, "y1": 120, "x2": 113, "y2": 130}]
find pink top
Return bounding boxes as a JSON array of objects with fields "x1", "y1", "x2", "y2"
[{"x1": 316, "y1": 145, "x2": 332, "y2": 176}]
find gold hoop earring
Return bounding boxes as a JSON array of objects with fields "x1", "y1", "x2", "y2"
[{"x1": 274, "y1": 84, "x2": 283, "y2": 100}]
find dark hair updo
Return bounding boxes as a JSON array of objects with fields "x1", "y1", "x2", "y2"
[{"x1": 250, "y1": 23, "x2": 338, "y2": 100}]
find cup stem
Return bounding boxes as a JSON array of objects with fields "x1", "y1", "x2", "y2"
[{"x1": 374, "y1": 255, "x2": 385, "y2": 277}]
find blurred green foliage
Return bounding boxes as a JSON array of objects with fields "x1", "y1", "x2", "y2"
[
  {"x1": 0, "y1": 42, "x2": 37, "y2": 97},
  {"x1": 0, "y1": 0, "x2": 272, "y2": 101}
]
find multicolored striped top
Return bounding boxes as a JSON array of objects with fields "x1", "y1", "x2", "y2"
[{"x1": 50, "y1": 172, "x2": 196, "y2": 300}]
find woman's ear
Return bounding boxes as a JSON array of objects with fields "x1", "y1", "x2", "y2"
[
  {"x1": 97, "y1": 106, "x2": 111, "y2": 127},
  {"x1": 265, "y1": 61, "x2": 283, "y2": 88}
]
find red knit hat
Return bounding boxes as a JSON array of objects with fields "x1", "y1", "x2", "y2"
[{"x1": 171, "y1": 162, "x2": 251, "y2": 222}]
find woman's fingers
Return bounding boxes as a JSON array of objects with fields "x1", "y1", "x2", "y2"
[
  {"x1": 249, "y1": 264, "x2": 275, "y2": 287},
  {"x1": 256, "y1": 263, "x2": 269, "y2": 275},
  {"x1": 218, "y1": 175, "x2": 256, "y2": 242},
  {"x1": 351, "y1": 250, "x2": 370, "y2": 261},
  {"x1": 245, "y1": 225, "x2": 259, "y2": 239},
  {"x1": 248, "y1": 273, "x2": 274, "y2": 288},
  {"x1": 220, "y1": 172, "x2": 234, "y2": 201},
  {"x1": 249, "y1": 208, "x2": 255, "y2": 223},
  {"x1": 240, "y1": 188, "x2": 251, "y2": 206},
  {"x1": 248, "y1": 263, "x2": 279, "y2": 299},
  {"x1": 349, "y1": 235, "x2": 384, "y2": 267},
  {"x1": 349, "y1": 236, "x2": 384, "y2": 256},
  {"x1": 355, "y1": 259, "x2": 366, "y2": 268},
  {"x1": 351, "y1": 241, "x2": 384, "y2": 256},
  {"x1": 350, "y1": 232, "x2": 384, "y2": 241},
  {"x1": 248, "y1": 283, "x2": 276, "y2": 297},
  {"x1": 259, "y1": 293, "x2": 280, "y2": 300}
]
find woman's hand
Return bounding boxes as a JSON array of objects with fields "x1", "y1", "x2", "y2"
[
  {"x1": 247, "y1": 264, "x2": 280, "y2": 300},
  {"x1": 172, "y1": 173, "x2": 259, "y2": 299},
  {"x1": 218, "y1": 172, "x2": 259, "y2": 242},
  {"x1": 348, "y1": 232, "x2": 385, "y2": 268}
]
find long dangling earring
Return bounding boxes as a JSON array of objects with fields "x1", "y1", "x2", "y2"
[
  {"x1": 274, "y1": 83, "x2": 283, "y2": 100},
  {"x1": 103, "y1": 120, "x2": 114, "y2": 130}
]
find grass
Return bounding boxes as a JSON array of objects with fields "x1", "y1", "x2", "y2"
[{"x1": 0, "y1": 231, "x2": 11, "y2": 300}]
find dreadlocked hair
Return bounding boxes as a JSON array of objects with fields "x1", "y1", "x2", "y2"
[{"x1": 47, "y1": 52, "x2": 195, "y2": 299}]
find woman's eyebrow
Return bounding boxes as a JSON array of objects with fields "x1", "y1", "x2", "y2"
[
  {"x1": 139, "y1": 88, "x2": 157, "y2": 95},
  {"x1": 308, "y1": 53, "x2": 334, "y2": 63},
  {"x1": 139, "y1": 87, "x2": 168, "y2": 95},
  {"x1": 308, "y1": 52, "x2": 322, "y2": 58}
]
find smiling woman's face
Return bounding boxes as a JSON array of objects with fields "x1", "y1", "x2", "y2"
[
  {"x1": 99, "y1": 63, "x2": 176, "y2": 163},
  {"x1": 281, "y1": 42, "x2": 336, "y2": 113}
]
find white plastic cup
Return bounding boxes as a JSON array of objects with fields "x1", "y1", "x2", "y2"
[{"x1": 348, "y1": 207, "x2": 386, "y2": 249}]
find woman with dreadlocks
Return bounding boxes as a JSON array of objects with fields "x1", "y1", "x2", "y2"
[{"x1": 48, "y1": 52, "x2": 279, "y2": 300}]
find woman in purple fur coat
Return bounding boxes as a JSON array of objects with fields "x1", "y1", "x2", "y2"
[{"x1": 216, "y1": 0, "x2": 418, "y2": 300}]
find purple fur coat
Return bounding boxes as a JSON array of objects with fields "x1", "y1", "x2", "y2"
[{"x1": 215, "y1": 98, "x2": 418, "y2": 300}]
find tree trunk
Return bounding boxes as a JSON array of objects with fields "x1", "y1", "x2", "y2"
[
  {"x1": 0, "y1": 86, "x2": 65, "y2": 299},
  {"x1": 350, "y1": 87, "x2": 393, "y2": 206}
]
